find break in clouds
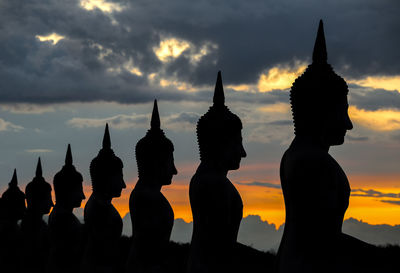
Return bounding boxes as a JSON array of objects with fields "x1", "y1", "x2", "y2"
[{"x1": 0, "y1": 0, "x2": 399, "y2": 104}]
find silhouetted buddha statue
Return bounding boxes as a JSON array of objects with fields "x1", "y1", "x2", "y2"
[
  {"x1": 21, "y1": 157, "x2": 54, "y2": 273},
  {"x1": 0, "y1": 169, "x2": 26, "y2": 273},
  {"x1": 126, "y1": 100, "x2": 177, "y2": 273},
  {"x1": 187, "y1": 71, "x2": 247, "y2": 273},
  {"x1": 82, "y1": 124, "x2": 126, "y2": 273},
  {"x1": 48, "y1": 144, "x2": 85, "y2": 273},
  {"x1": 276, "y1": 20, "x2": 378, "y2": 273},
  {"x1": 1, "y1": 169, "x2": 26, "y2": 226}
]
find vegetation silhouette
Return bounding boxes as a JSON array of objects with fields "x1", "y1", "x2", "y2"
[
  {"x1": 82, "y1": 124, "x2": 126, "y2": 273},
  {"x1": 126, "y1": 100, "x2": 177, "y2": 273},
  {"x1": 48, "y1": 144, "x2": 86, "y2": 273},
  {"x1": 187, "y1": 71, "x2": 247, "y2": 273},
  {"x1": 276, "y1": 20, "x2": 397, "y2": 273}
]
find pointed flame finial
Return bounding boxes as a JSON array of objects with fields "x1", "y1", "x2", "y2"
[
  {"x1": 102, "y1": 123, "x2": 111, "y2": 149},
  {"x1": 213, "y1": 71, "x2": 225, "y2": 106},
  {"x1": 65, "y1": 144, "x2": 73, "y2": 166},
  {"x1": 9, "y1": 169, "x2": 18, "y2": 187},
  {"x1": 36, "y1": 157, "x2": 43, "y2": 177},
  {"x1": 312, "y1": 20, "x2": 328, "y2": 63},
  {"x1": 151, "y1": 99, "x2": 161, "y2": 129}
]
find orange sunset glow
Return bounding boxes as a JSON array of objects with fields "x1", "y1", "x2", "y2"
[{"x1": 78, "y1": 172, "x2": 400, "y2": 227}]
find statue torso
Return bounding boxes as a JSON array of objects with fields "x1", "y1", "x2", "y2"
[
  {"x1": 82, "y1": 193, "x2": 123, "y2": 271},
  {"x1": 277, "y1": 138, "x2": 351, "y2": 272},
  {"x1": 188, "y1": 163, "x2": 243, "y2": 272},
  {"x1": 127, "y1": 185, "x2": 174, "y2": 271}
]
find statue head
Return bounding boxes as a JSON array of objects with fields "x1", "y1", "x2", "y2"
[
  {"x1": 1, "y1": 169, "x2": 26, "y2": 221},
  {"x1": 53, "y1": 144, "x2": 85, "y2": 208},
  {"x1": 90, "y1": 124, "x2": 126, "y2": 198},
  {"x1": 135, "y1": 100, "x2": 177, "y2": 186},
  {"x1": 25, "y1": 158, "x2": 54, "y2": 215},
  {"x1": 290, "y1": 20, "x2": 353, "y2": 146},
  {"x1": 197, "y1": 71, "x2": 246, "y2": 170}
]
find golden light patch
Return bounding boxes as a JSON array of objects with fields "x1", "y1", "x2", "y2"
[
  {"x1": 349, "y1": 76, "x2": 400, "y2": 91},
  {"x1": 80, "y1": 0, "x2": 123, "y2": 13},
  {"x1": 227, "y1": 84, "x2": 254, "y2": 92},
  {"x1": 258, "y1": 103, "x2": 291, "y2": 114},
  {"x1": 349, "y1": 106, "x2": 400, "y2": 131},
  {"x1": 153, "y1": 38, "x2": 191, "y2": 62},
  {"x1": 36, "y1": 33, "x2": 65, "y2": 45},
  {"x1": 257, "y1": 63, "x2": 307, "y2": 92}
]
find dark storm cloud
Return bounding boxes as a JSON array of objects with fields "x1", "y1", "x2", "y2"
[
  {"x1": 0, "y1": 0, "x2": 399, "y2": 104},
  {"x1": 349, "y1": 86, "x2": 400, "y2": 111}
]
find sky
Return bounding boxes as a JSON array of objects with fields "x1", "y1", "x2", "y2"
[{"x1": 0, "y1": 0, "x2": 400, "y2": 231}]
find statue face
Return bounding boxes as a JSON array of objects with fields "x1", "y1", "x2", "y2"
[
  {"x1": 324, "y1": 97, "x2": 353, "y2": 146},
  {"x1": 71, "y1": 184, "x2": 85, "y2": 208},
  {"x1": 222, "y1": 130, "x2": 247, "y2": 170},
  {"x1": 39, "y1": 190, "x2": 54, "y2": 214},
  {"x1": 110, "y1": 168, "x2": 126, "y2": 198},
  {"x1": 158, "y1": 151, "x2": 178, "y2": 186}
]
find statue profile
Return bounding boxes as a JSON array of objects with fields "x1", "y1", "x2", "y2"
[
  {"x1": 82, "y1": 124, "x2": 126, "y2": 273},
  {"x1": 187, "y1": 71, "x2": 247, "y2": 273},
  {"x1": 276, "y1": 20, "x2": 378, "y2": 273},
  {"x1": 126, "y1": 100, "x2": 177, "y2": 273},
  {"x1": 21, "y1": 158, "x2": 54, "y2": 273},
  {"x1": 1, "y1": 169, "x2": 26, "y2": 227},
  {"x1": 0, "y1": 169, "x2": 26, "y2": 273},
  {"x1": 48, "y1": 144, "x2": 85, "y2": 273}
]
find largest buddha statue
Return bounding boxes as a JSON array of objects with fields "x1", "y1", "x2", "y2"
[
  {"x1": 187, "y1": 72, "x2": 247, "y2": 273},
  {"x1": 276, "y1": 20, "x2": 379, "y2": 273}
]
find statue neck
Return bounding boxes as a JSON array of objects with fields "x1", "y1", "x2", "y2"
[
  {"x1": 292, "y1": 134, "x2": 330, "y2": 152},
  {"x1": 53, "y1": 203, "x2": 74, "y2": 214},
  {"x1": 92, "y1": 191, "x2": 112, "y2": 204},
  {"x1": 198, "y1": 161, "x2": 228, "y2": 176},
  {"x1": 135, "y1": 179, "x2": 162, "y2": 192}
]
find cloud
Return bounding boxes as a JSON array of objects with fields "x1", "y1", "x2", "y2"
[
  {"x1": 351, "y1": 189, "x2": 400, "y2": 199},
  {"x1": 67, "y1": 111, "x2": 201, "y2": 131},
  {"x1": 25, "y1": 149, "x2": 53, "y2": 153},
  {"x1": 349, "y1": 106, "x2": 400, "y2": 131},
  {"x1": 67, "y1": 113, "x2": 149, "y2": 129},
  {"x1": 0, "y1": 0, "x2": 399, "y2": 104},
  {"x1": 346, "y1": 134, "x2": 368, "y2": 142},
  {"x1": 381, "y1": 200, "x2": 400, "y2": 206},
  {"x1": 236, "y1": 181, "x2": 281, "y2": 189},
  {"x1": 0, "y1": 119, "x2": 23, "y2": 132},
  {"x1": 0, "y1": 104, "x2": 55, "y2": 114}
]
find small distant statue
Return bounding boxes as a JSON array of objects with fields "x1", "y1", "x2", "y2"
[
  {"x1": 82, "y1": 124, "x2": 126, "y2": 273},
  {"x1": 0, "y1": 169, "x2": 26, "y2": 273},
  {"x1": 126, "y1": 100, "x2": 177, "y2": 273},
  {"x1": 187, "y1": 71, "x2": 247, "y2": 273},
  {"x1": 47, "y1": 144, "x2": 85, "y2": 273},
  {"x1": 21, "y1": 158, "x2": 54, "y2": 273},
  {"x1": 276, "y1": 20, "x2": 378, "y2": 273}
]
